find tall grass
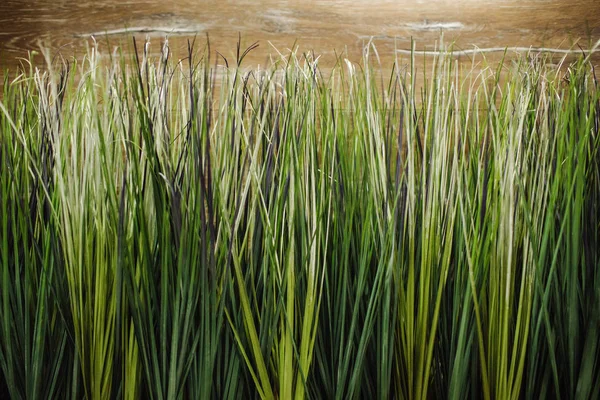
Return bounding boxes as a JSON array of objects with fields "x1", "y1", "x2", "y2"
[{"x1": 0, "y1": 38, "x2": 599, "y2": 399}]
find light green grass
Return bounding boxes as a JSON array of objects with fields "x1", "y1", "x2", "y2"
[{"x1": 0, "y1": 38, "x2": 599, "y2": 399}]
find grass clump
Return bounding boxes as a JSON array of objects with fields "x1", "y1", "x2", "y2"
[{"x1": 0, "y1": 38, "x2": 599, "y2": 399}]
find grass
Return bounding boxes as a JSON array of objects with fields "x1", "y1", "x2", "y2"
[{"x1": 0, "y1": 37, "x2": 599, "y2": 399}]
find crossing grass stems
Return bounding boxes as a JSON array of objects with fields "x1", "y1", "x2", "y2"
[{"x1": 0, "y1": 37, "x2": 599, "y2": 399}]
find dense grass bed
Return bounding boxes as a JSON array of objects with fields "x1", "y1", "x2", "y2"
[{"x1": 1, "y1": 39, "x2": 599, "y2": 399}]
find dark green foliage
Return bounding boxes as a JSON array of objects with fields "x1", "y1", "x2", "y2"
[{"x1": 0, "y1": 39, "x2": 599, "y2": 399}]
